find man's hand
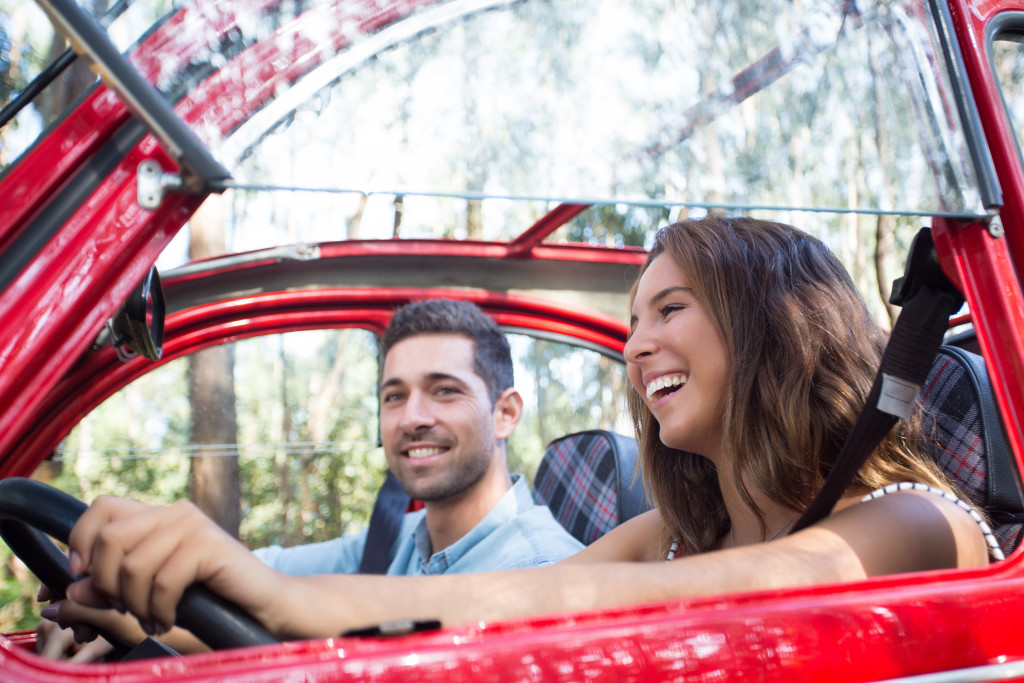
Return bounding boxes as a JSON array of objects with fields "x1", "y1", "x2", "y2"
[
  {"x1": 37, "y1": 579, "x2": 148, "y2": 658},
  {"x1": 35, "y1": 618, "x2": 114, "y2": 662},
  {"x1": 63, "y1": 495, "x2": 296, "y2": 640}
]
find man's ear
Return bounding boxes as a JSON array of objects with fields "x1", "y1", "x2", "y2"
[{"x1": 493, "y1": 387, "x2": 524, "y2": 440}]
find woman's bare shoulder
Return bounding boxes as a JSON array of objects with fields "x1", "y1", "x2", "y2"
[
  {"x1": 562, "y1": 510, "x2": 666, "y2": 564},
  {"x1": 812, "y1": 486, "x2": 990, "y2": 575}
]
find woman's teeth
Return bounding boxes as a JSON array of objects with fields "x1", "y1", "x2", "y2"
[{"x1": 646, "y1": 374, "x2": 687, "y2": 400}]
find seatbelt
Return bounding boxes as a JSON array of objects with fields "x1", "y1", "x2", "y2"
[
  {"x1": 790, "y1": 228, "x2": 965, "y2": 533},
  {"x1": 358, "y1": 471, "x2": 411, "y2": 573}
]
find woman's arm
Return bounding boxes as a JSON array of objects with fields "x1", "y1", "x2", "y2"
[
  {"x1": 60, "y1": 489, "x2": 989, "y2": 641},
  {"x1": 560, "y1": 509, "x2": 667, "y2": 564},
  {"x1": 813, "y1": 487, "x2": 989, "y2": 575},
  {"x1": 281, "y1": 489, "x2": 988, "y2": 637}
]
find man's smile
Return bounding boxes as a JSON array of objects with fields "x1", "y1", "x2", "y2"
[{"x1": 405, "y1": 446, "x2": 449, "y2": 459}]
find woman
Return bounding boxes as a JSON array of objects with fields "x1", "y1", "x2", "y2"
[
  {"x1": 628, "y1": 216, "x2": 990, "y2": 557},
  {"x1": 52, "y1": 217, "x2": 992, "y2": 644}
]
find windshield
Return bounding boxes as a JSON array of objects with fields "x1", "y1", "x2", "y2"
[
  {"x1": 226, "y1": 0, "x2": 989, "y2": 224},
  {"x1": 0, "y1": 0, "x2": 174, "y2": 164},
  {"x1": 2, "y1": 0, "x2": 989, "y2": 228}
]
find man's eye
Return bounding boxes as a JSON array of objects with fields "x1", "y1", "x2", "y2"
[
  {"x1": 436, "y1": 386, "x2": 459, "y2": 395},
  {"x1": 382, "y1": 392, "x2": 404, "y2": 403}
]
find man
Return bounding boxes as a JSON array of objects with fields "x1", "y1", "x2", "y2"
[
  {"x1": 38, "y1": 298, "x2": 581, "y2": 657},
  {"x1": 252, "y1": 298, "x2": 583, "y2": 575}
]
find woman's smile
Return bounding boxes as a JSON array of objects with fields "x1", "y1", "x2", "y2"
[{"x1": 644, "y1": 373, "x2": 688, "y2": 401}]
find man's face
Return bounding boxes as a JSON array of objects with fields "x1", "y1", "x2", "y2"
[{"x1": 379, "y1": 334, "x2": 499, "y2": 502}]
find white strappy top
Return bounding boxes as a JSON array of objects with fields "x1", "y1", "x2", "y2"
[
  {"x1": 859, "y1": 482, "x2": 1003, "y2": 561},
  {"x1": 666, "y1": 482, "x2": 1004, "y2": 562}
]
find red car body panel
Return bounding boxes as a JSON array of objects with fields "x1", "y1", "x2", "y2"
[
  {"x1": 3, "y1": 0, "x2": 1024, "y2": 680},
  {"x1": 0, "y1": 565, "x2": 1023, "y2": 681}
]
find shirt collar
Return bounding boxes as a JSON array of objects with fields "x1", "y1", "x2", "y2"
[{"x1": 413, "y1": 474, "x2": 530, "y2": 572}]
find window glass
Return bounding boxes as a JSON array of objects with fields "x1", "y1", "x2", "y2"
[
  {"x1": 0, "y1": 0, "x2": 174, "y2": 169},
  {"x1": 211, "y1": 0, "x2": 985, "y2": 232},
  {"x1": 7, "y1": 0, "x2": 987, "y2": 220},
  {"x1": 993, "y1": 34, "x2": 1024, "y2": 157},
  {"x1": 507, "y1": 334, "x2": 631, "y2": 478}
]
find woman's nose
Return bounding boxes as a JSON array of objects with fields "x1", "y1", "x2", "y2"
[{"x1": 624, "y1": 324, "x2": 655, "y2": 363}]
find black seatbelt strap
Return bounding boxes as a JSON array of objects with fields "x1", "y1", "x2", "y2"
[
  {"x1": 791, "y1": 228, "x2": 965, "y2": 533},
  {"x1": 359, "y1": 471, "x2": 411, "y2": 573}
]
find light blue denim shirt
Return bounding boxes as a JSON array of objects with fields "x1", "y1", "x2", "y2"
[{"x1": 253, "y1": 474, "x2": 583, "y2": 576}]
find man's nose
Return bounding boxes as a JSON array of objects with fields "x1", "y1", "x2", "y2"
[{"x1": 399, "y1": 391, "x2": 435, "y2": 432}]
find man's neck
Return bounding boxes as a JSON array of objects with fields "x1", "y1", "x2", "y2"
[{"x1": 422, "y1": 466, "x2": 514, "y2": 553}]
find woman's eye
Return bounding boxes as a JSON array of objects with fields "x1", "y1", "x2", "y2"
[{"x1": 659, "y1": 303, "x2": 686, "y2": 316}]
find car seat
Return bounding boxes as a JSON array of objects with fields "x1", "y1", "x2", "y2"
[
  {"x1": 919, "y1": 345, "x2": 1024, "y2": 556},
  {"x1": 533, "y1": 347, "x2": 1024, "y2": 556},
  {"x1": 532, "y1": 429, "x2": 652, "y2": 545}
]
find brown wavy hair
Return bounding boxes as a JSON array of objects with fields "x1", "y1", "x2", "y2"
[{"x1": 628, "y1": 217, "x2": 955, "y2": 555}]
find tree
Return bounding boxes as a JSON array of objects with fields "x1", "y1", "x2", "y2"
[{"x1": 188, "y1": 195, "x2": 241, "y2": 536}]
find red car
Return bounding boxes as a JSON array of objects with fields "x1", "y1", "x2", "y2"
[{"x1": 2, "y1": 0, "x2": 1024, "y2": 680}]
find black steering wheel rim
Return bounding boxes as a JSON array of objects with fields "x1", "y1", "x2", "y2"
[{"x1": 0, "y1": 477, "x2": 278, "y2": 650}]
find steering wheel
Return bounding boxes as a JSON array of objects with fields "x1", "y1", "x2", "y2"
[{"x1": 0, "y1": 477, "x2": 277, "y2": 652}]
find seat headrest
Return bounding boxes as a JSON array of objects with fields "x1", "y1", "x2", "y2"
[{"x1": 533, "y1": 429, "x2": 651, "y2": 545}]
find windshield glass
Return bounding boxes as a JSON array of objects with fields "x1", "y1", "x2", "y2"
[
  {"x1": 221, "y1": 0, "x2": 987, "y2": 226},
  {"x1": 0, "y1": 0, "x2": 174, "y2": 164},
  {"x1": 3, "y1": 0, "x2": 988, "y2": 222}
]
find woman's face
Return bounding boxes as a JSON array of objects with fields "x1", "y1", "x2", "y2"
[{"x1": 625, "y1": 254, "x2": 730, "y2": 460}]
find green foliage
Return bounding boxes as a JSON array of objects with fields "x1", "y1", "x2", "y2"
[
  {"x1": 562, "y1": 204, "x2": 669, "y2": 248},
  {"x1": 0, "y1": 544, "x2": 40, "y2": 633},
  {"x1": 0, "y1": 2, "x2": 50, "y2": 105},
  {"x1": 236, "y1": 330, "x2": 385, "y2": 548}
]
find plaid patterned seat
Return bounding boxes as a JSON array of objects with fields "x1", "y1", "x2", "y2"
[
  {"x1": 919, "y1": 345, "x2": 1024, "y2": 556},
  {"x1": 533, "y1": 429, "x2": 652, "y2": 545}
]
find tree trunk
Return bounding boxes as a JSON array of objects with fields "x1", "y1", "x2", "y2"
[
  {"x1": 348, "y1": 194, "x2": 368, "y2": 239},
  {"x1": 532, "y1": 342, "x2": 549, "y2": 447},
  {"x1": 187, "y1": 195, "x2": 241, "y2": 536},
  {"x1": 275, "y1": 336, "x2": 294, "y2": 546},
  {"x1": 874, "y1": 214, "x2": 898, "y2": 326},
  {"x1": 188, "y1": 344, "x2": 240, "y2": 535}
]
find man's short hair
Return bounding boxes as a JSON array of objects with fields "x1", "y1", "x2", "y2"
[{"x1": 382, "y1": 299, "x2": 514, "y2": 404}]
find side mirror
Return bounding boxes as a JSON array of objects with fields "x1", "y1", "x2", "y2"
[{"x1": 109, "y1": 266, "x2": 165, "y2": 361}]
